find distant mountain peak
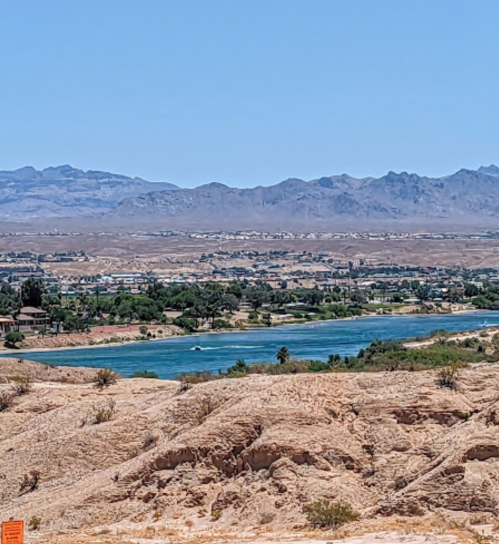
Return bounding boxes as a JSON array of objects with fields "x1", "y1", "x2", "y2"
[
  {"x1": 110, "y1": 163, "x2": 499, "y2": 229},
  {"x1": 478, "y1": 164, "x2": 499, "y2": 177},
  {"x1": 0, "y1": 165, "x2": 178, "y2": 220}
]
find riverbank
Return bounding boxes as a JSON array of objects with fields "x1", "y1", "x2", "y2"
[
  {"x1": 3, "y1": 311, "x2": 497, "y2": 379},
  {"x1": 0, "y1": 302, "x2": 478, "y2": 354},
  {"x1": 0, "y1": 323, "x2": 183, "y2": 353}
]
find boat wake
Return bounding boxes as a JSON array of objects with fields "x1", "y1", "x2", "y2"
[{"x1": 190, "y1": 345, "x2": 263, "y2": 351}]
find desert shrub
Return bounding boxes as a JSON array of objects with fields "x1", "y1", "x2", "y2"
[
  {"x1": 430, "y1": 329, "x2": 448, "y2": 338},
  {"x1": 94, "y1": 399, "x2": 116, "y2": 424},
  {"x1": 28, "y1": 516, "x2": 42, "y2": 531},
  {"x1": 227, "y1": 358, "x2": 249, "y2": 375},
  {"x1": 142, "y1": 431, "x2": 159, "y2": 450},
  {"x1": 0, "y1": 390, "x2": 14, "y2": 412},
  {"x1": 19, "y1": 471, "x2": 40, "y2": 494},
  {"x1": 211, "y1": 509, "x2": 223, "y2": 521},
  {"x1": 307, "y1": 360, "x2": 331, "y2": 372},
  {"x1": 95, "y1": 368, "x2": 118, "y2": 387},
  {"x1": 462, "y1": 337, "x2": 480, "y2": 349},
  {"x1": 436, "y1": 363, "x2": 463, "y2": 389},
  {"x1": 394, "y1": 477, "x2": 408, "y2": 490},
  {"x1": 131, "y1": 370, "x2": 159, "y2": 379},
  {"x1": 196, "y1": 396, "x2": 220, "y2": 424},
  {"x1": 177, "y1": 371, "x2": 216, "y2": 384},
  {"x1": 213, "y1": 318, "x2": 232, "y2": 329},
  {"x1": 302, "y1": 499, "x2": 358, "y2": 529},
  {"x1": 11, "y1": 376, "x2": 32, "y2": 396}
]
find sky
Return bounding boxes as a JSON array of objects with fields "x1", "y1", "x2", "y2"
[{"x1": 1, "y1": 0, "x2": 499, "y2": 188}]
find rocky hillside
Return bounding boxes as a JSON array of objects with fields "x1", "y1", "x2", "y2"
[
  {"x1": 112, "y1": 166, "x2": 499, "y2": 229},
  {"x1": 2, "y1": 360, "x2": 499, "y2": 542},
  {"x1": 0, "y1": 165, "x2": 177, "y2": 219},
  {"x1": 3, "y1": 164, "x2": 499, "y2": 229}
]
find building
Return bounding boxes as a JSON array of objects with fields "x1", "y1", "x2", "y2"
[
  {"x1": 0, "y1": 316, "x2": 15, "y2": 335},
  {"x1": 16, "y1": 307, "x2": 51, "y2": 331}
]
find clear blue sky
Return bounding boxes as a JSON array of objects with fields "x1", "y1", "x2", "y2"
[{"x1": 1, "y1": 0, "x2": 499, "y2": 187}]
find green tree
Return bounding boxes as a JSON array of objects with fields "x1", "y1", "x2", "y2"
[
  {"x1": 131, "y1": 370, "x2": 159, "y2": 379},
  {"x1": 464, "y1": 283, "x2": 479, "y2": 298},
  {"x1": 4, "y1": 331, "x2": 24, "y2": 348},
  {"x1": 21, "y1": 278, "x2": 46, "y2": 308},
  {"x1": 222, "y1": 294, "x2": 239, "y2": 314},
  {"x1": 227, "y1": 358, "x2": 249, "y2": 375},
  {"x1": 245, "y1": 287, "x2": 269, "y2": 311},
  {"x1": 415, "y1": 284, "x2": 430, "y2": 303},
  {"x1": 276, "y1": 346, "x2": 290, "y2": 364}
]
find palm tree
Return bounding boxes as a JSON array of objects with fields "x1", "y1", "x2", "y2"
[{"x1": 276, "y1": 346, "x2": 290, "y2": 365}]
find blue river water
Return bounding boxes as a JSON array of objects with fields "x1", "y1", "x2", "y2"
[{"x1": 3, "y1": 311, "x2": 498, "y2": 379}]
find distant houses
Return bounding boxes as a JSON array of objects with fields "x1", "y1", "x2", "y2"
[
  {"x1": 0, "y1": 306, "x2": 51, "y2": 336},
  {"x1": 16, "y1": 307, "x2": 51, "y2": 331}
]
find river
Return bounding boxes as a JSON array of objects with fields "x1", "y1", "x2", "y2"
[{"x1": 3, "y1": 311, "x2": 498, "y2": 379}]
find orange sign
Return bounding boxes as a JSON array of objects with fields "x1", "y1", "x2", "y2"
[{"x1": 1, "y1": 521, "x2": 24, "y2": 544}]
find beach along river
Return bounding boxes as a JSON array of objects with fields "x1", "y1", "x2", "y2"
[{"x1": 3, "y1": 311, "x2": 498, "y2": 379}]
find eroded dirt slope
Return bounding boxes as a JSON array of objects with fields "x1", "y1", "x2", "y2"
[{"x1": 2, "y1": 363, "x2": 499, "y2": 542}]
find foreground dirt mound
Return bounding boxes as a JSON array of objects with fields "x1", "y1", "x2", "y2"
[
  {"x1": 0, "y1": 357, "x2": 97, "y2": 383},
  {"x1": 2, "y1": 362, "x2": 499, "y2": 541}
]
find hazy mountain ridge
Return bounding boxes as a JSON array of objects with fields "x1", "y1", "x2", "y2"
[
  {"x1": 0, "y1": 165, "x2": 178, "y2": 219},
  {"x1": 2, "y1": 164, "x2": 499, "y2": 229},
  {"x1": 111, "y1": 165, "x2": 499, "y2": 229}
]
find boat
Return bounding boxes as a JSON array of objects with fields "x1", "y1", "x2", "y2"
[{"x1": 193, "y1": 345, "x2": 202, "y2": 351}]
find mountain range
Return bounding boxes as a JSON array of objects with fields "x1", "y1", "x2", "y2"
[
  {"x1": 2, "y1": 164, "x2": 499, "y2": 230},
  {"x1": 111, "y1": 165, "x2": 499, "y2": 230},
  {"x1": 0, "y1": 165, "x2": 177, "y2": 219}
]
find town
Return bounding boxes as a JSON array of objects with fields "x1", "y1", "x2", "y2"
[{"x1": 0, "y1": 240, "x2": 498, "y2": 351}]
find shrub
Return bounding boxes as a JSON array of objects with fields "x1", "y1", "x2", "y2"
[
  {"x1": 213, "y1": 319, "x2": 232, "y2": 329},
  {"x1": 28, "y1": 516, "x2": 42, "y2": 531},
  {"x1": 227, "y1": 358, "x2": 249, "y2": 375},
  {"x1": 211, "y1": 509, "x2": 223, "y2": 521},
  {"x1": 95, "y1": 368, "x2": 118, "y2": 387},
  {"x1": 19, "y1": 471, "x2": 40, "y2": 494},
  {"x1": 4, "y1": 331, "x2": 24, "y2": 348},
  {"x1": 0, "y1": 390, "x2": 14, "y2": 412},
  {"x1": 436, "y1": 363, "x2": 462, "y2": 389},
  {"x1": 177, "y1": 371, "x2": 216, "y2": 384},
  {"x1": 302, "y1": 499, "x2": 358, "y2": 529},
  {"x1": 131, "y1": 370, "x2": 159, "y2": 379},
  {"x1": 173, "y1": 316, "x2": 198, "y2": 332},
  {"x1": 11, "y1": 376, "x2": 32, "y2": 396},
  {"x1": 142, "y1": 431, "x2": 159, "y2": 450},
  {"x1": 196, "y1": 396, "x2": 219, "y2": 424},
  {"x1": 94, "y1": 399, "x2": 116, "y2": 424}
]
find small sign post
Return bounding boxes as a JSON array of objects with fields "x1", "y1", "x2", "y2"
[{"x1": 1, "y1": 520, "x2": 24, "y2": 544}]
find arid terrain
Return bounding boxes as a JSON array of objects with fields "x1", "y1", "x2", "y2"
[
  {"x1": 0, "y1": 323, "x2": 183, "y2": 351},
  {"x1": 3, "y1": 233, "x2": 499, "y2": 275},
  {"x1": 2, "y1": 358, "x2": 499, "y2": 543}
]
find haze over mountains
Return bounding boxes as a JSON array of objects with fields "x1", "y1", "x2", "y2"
[
  {"x1": 2, "y1": 164, "x2": 499, "y2": 230},
  {"x1": 0, "y1": 165, "x2": 178, "y2": 219}
]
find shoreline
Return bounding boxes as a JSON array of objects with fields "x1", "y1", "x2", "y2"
[{"x1": 0, "y1": 307, "x2": 488, "y2": 356}]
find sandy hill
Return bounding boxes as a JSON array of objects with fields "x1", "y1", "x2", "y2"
[{"x1": 1, "y1": 360, "x2": 499, "y2": 543}]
